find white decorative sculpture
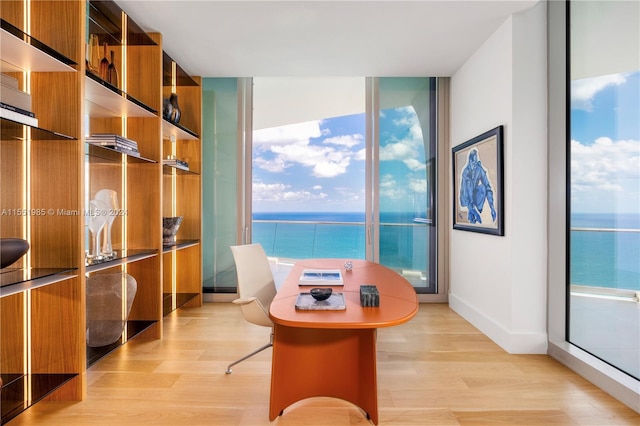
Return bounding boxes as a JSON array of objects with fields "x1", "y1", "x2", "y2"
[
  {"x1": 86, "y1": 272, "x2": 138, "y2": 347},
  {"x1": 87, "y1": 199, "x2": 109, "y2": 263},
  {"x1": 95, "y1": 189, "x2": 119, "y2": 258}
]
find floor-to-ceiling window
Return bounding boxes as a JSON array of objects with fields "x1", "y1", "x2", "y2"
[
  {"x1": 376, "y1": 77, "x2": 437, "y2": 293},
  {"x1": 568, "y1": 1, "x2": 640, "y2": 380},
  {"x1": 248, "y1": 77, "x2": 437, "y2": 293}
]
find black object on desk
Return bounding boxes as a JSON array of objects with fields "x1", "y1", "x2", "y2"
[{"x1": 360, "y1": 285, "x2": 380, "y2": 307}]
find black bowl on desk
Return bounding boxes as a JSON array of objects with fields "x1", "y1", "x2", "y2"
[{"x1": 310, "y1": 287, "x2": 332, "y2": 301}]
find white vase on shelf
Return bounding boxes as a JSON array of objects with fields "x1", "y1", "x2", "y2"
[
  {"x1": 95, "y1": 189, "x2": 119, "y2": 258},
  {"x1": 87, "y1": 199, "x2": 109, "y2": 264}
]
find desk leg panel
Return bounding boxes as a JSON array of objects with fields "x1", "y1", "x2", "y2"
[{"x1": 269, "y1": 325, "x2": 378, "y2": 424}]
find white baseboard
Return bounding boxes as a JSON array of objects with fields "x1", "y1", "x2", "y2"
[{"x1": 448, "y1": 293, "x2": 547, "y2": 354}]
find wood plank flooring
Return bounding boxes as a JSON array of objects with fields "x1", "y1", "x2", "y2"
[{"x1": 11, "y1": 303, "x2": 640, "y2": 425}]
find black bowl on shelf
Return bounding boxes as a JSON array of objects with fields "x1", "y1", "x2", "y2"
[
  {"x1": 310, "y1": 287, "x2": 332, "y2": 301},
  {"x1": 0, "y1": 238, "x2": 30, "y2": 268}
]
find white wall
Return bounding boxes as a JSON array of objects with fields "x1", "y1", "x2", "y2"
[{"x1": 448, "y1": 2, "x2": 547, "y2": 354}]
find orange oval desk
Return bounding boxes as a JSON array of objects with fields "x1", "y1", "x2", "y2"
[{"x1": 268, "y1": 259, "x2": 418, "y2": 424}]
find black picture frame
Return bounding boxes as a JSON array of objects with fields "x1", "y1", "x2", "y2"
[{"x1": 452, "y1": 125, "x2": 504, "y2": 236}]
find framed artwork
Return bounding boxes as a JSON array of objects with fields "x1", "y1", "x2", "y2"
[{"x1": 452, "y1": 125, "x2": 504, "y2": 236}]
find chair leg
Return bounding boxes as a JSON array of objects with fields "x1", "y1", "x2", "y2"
[{"x1": 225, "y1": 334, "x2": 273, "y2": 374}]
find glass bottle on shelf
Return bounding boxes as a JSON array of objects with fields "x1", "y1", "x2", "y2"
[
  {"x1": 99, "y1": 42, "x2": 109, "y2": 81},
  {"x1": 88, "y1": 34, "x2": 100, "y2": 74},
  {"x1": 107, "y1": 50, "x2": 118, "y2": 88}
]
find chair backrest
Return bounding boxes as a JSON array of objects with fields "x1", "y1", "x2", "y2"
[{"x1": 230, "y1": 243, "x2": 277, "y2": 315}]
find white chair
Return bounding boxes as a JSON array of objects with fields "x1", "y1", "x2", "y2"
[{"x1": 226, "y1": 243, "x2": 277, "y2": 374}]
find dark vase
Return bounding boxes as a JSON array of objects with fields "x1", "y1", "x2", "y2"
[
  {"x1": 163, "y1": 98, "x2": 173, "y2": 121},
  {"x1": 169, "y1": 93, "x2": 181, "y2": 123}
]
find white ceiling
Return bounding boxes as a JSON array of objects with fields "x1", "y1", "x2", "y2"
[{"x1": 115, "y1": 0, "x2": 539, "y2": 78}]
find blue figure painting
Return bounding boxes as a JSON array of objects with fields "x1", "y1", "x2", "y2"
[{"x1": 459, "y1": 148, "x2": 497, "y2": 224}]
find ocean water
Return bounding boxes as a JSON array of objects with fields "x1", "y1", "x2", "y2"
[
  {"x1": 252, "y1": 211, "x2": 427, "y2": 270},
  {"x1": 570, "y1": 213, "x2": 640, "y2": 291},
  {"x1": 252, "y1": 212, "x2": 640, "y2": 291}
]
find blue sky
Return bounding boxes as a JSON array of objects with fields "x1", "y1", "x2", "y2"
[
  {"x1": 251, "y1": 71, "x2": 640, "y2": 216},
  {"x1": 252, "y1": 107, "x2": 427, "y2": 214},
  {"x1": 571, "y1": 71, "x2": 640, "y2": 214}
]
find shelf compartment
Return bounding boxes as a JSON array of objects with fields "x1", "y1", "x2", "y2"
[
  {"x1": 85, "y1": 72, "x2": 157, "y2": 118},
  {"x1": 162, "y1": 51, "x2": 198, "y2": 87},
  {"x1": 88, "y1": 1, "x2": 157, "y2": 47},
  {"x1": 162, "y1": 119, "x2": 199, "y2": 140},
  {"x1": 86, "y1": 320, "x2": 156, "y2": 367},
  {"x1": 0, "y1": 19, "x2": 76, "y2": 73},
  {"x1": 0, "y1": 373, "x2": 77, "y2": 424},
  {"x1": 1, "y1": 117, "x2": 75, "y2": 141},
  {"x1": 86, "y1": 142, "x2": 156, "y2": 164},
  {"x1": 0, "y1": 269, "x2": 77, "y2": 298},
  {"x1": 85, "y1": 248, "x2": 157, "y2": 273},
  {"x1": 162, "y1": 239, "x2": 200, "y2": 252}
]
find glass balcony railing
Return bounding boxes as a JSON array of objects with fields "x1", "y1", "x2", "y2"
[
  {"x1": 252, "y1": 219, "x2": 429, "y2": 272},
  {"x1": 570, "y1": 226, "x2": 640, "y2": 297}
]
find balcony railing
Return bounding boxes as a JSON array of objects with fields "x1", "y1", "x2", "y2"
[
  {"x1": 570, "y1": 226, "x2": 640, "y2": 300},
  {"x1": 252, "y1": 219, "x2": 429, "y2": 272}
]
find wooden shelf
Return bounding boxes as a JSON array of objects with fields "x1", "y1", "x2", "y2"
[
  {"x1": 162, "y1": 164, "x2": 198, "y2": 175},
  {"x1": 0, "y1": 20, "x2": 76, "y2": 73},
  {"x1": 86, "y1": 142, "x2": 156, "y2": 164},
  {"x1": 85, "y1": 249, "x2": 157, "y2": 273},
  {"x1": 0, "y1": 373, "x2": 77, "y2": 424},
  {"x1": 1, "y1": 117, "x2": 76, "y2": 141},
  {"x1": 162, "y1": 119, "x2": 199, "y2": 140},
  {"x1": 0, "y1": 269, "x2": 77, "y2": 297},
  {"x1": 162, "y1": 239, "x2": 200, "y2": 253},
  {"x1": 85, "y1": 72, "x2": 157, "y2": 118}
]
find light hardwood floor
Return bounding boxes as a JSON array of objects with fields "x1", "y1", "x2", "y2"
[{"x1": 12, "y1": 302, "x2": 640, "y2": 425}]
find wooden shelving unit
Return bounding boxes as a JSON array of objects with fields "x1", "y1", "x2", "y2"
[
  {"x1": 84, "y1": 0, "x2": 162, "y2": 365},
  {"x1": 1, "y1": 1, "x2": 202, "y2": 423},
  {"x1": 161, "y1": 52, "x2": 202, "y2": 316},
  {"x1": 1, "y1": 1, "x2": 85, "y2": 423}
]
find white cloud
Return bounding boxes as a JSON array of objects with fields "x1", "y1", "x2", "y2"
[
  {"x1": 379, "y1": 108, "x2": 427, "y2": 171},
  {"x1": 379, "y1": 140, "x2": 413, "y2": 160},
  {"x1": 313, "y1": 185, "x2": 322, "y2": 190},
  {"x1": 253, "y1": 119, "x2": 356, "y2": 178},
  {"x1": 253, "y1": 120, "x2": 323, "y2": 146},
  {"x1": 571, "y1": 137, "x2": 640, "y2": 194},
  {"x1": 379, "y1": 173, "x2": 407, "y2": 200},
  {"x1": 252, "y1": 182, "x2": 289, "y2": 201},
  {"x1": 323, "y1": 134, "x2": 364, "y2": 148},
  {"x1": 254, "y1": 156, "x2": 290, "y2": 173},
  {"x1": 404, "y1": 158, "x2": 426, "y2": 172},
  {"x1": 252, "y1": 181, "x2": 328, "y2": 202},
  {"x1": 571, "y1": 74, "x2": 627, "y2": 111},
  {"x1": 408, "y1": 177, "x2": 427, "y2": 194}
]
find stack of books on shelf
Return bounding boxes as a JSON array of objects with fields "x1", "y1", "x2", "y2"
[
  {"x1": 162, "y1": 157, "x2": 189, "y2": 171},
  {"x1": 0, "y1": 73, "x2": 38, "y2": 127},
  {"x1": 86, "y1": 133, "x2": 140, "y2": 156}
]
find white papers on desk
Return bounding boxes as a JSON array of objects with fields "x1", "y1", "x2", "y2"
[{"x1": 298, "y1": 269, "x2": 344, "y2": 286}]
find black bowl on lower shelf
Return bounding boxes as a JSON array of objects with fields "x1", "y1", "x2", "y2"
[
  {"x1": 0, "y1": 238, "x2": 30, "y2": 268},
  {"x1": 310, "y1": 287, "x2": 332, "y2": 301}
]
